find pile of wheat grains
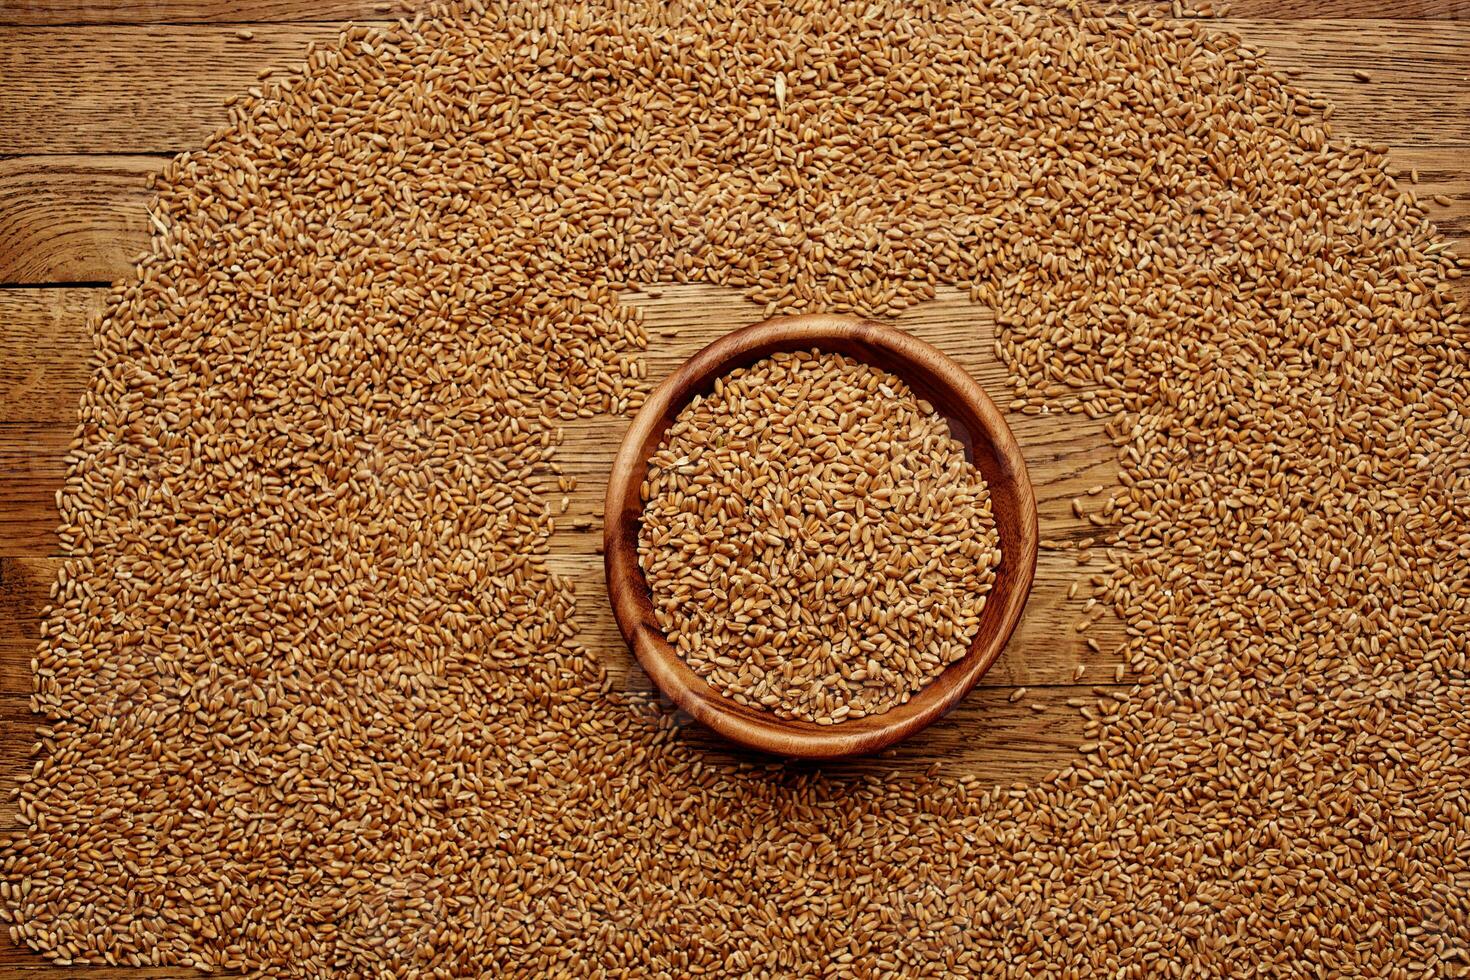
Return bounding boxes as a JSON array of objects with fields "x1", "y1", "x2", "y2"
[
  {"x1": 639, "y1": 350, "x2": 1001, "y2": 724},
  {"x1": 4, "y1": 0, "x2": 1467, "y2": 975}
]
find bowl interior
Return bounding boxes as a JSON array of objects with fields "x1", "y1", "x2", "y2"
[{"x1": 604, "y1": 314, "x2": 1038, "y2": 758}]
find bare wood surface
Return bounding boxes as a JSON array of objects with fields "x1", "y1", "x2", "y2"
[
  {"x1": 0, "y1": 289, "x2": 104, "y2": 421},
  {"x1": 0, "y1": 0, "x2": 1465, "y2": 25},
  {"x1": 0, "y1": 0, "x2": 417, "y2": 25},
  {"x1": 0, "y1": 963, "x2": 194, "y2": 977},
  {"x1": 0, "y1": 25, "x2": 354, "y2": 155},
  {"x1": 3, "y1": 150, "x2": 1467, "y2": 288},
  {"x1": 1228, "y1": 19, "x2": 1470, "y2": 146},
  {"x1": 1, "y1": 21, "x2": 1468, "y2": 154},
  {"x1": 0, "y1": 157, "x2": 156, "y2": 285}
]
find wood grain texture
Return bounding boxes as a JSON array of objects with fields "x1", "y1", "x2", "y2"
[
  {"x1": 3, "y1": 149, "x2": 1467, "y2": 288},
  {"x1": 0, "y1": 21, "x2": 1468, "y2": 154},
  {"x1": 0, "y1": 959, "x2": 194, "y2": 976},
  {"x1": 0, "y1": 0, "x2": 1465, "y2": 25},
  {"x1": 1227, "y1": 0, "x2": 1470, "y2": 15},
  {"x1": 0, "y1": 157, "x2": 156, "y2": 285},
  {"x1": 0, "y1": 425, "x2": 65, "y2": 557},
  {"x1": 0, "y1": 4, "x2": 1465, "y2": 974},
  {"x1": 0, "y1": 25, "x2": 353, "y2": 155}
]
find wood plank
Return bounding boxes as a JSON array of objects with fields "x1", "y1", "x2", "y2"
[
  {"x1": 0, "y1": 970, "x2": 196, "y2": 977},
  {"x1": 4, "y1": 148, "x2": 1468, "y2": 288},
  {"x1": 1228, "y1": 19, "x2": 1470, "y2": 145},
  {"x1": 0, "y1": 25, "x2": 353, "y2": 155},
  {"x1": 0, "y1": 284, "x2": 1122, "y2": 549},
  {"x1": 0, "y1": 425, "x2": 63, "y2": 557},
  {"x1": 0, "y1": 289, "x2": 105, "y2": 422},
  {"x1": 0, "y1": 21, "x2": 1467, "y2": 155},
  {"x1": 0, "y1": 558, "x2": 48, "y2": 693},
  {"x1": 1225, "y1": 0, "x2": 1470, "y2": 15},
  {"x1": 0, "y1": 969, "x2": 196, "y2": 976},
  {"x1": 0, "y1": 157, "x2": 156, "y2": 285},
  {"x1": 0, "y1": 541, "x2": 1123, "y2": 698},
  {"x1": 0, "y1": 956, "x2": 195, "y2": 976},
  {"x1": 0, "y1": 0, "x2": 1465, "y2": 26}
]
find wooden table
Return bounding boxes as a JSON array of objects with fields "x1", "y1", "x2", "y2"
[{"x1": 0, "y1": 1, "x2": 1465, "y2": 975}]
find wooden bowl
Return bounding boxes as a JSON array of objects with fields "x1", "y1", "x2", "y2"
[{"x1": 604, "y1": 313, "x2": 1038, "y2": 759}]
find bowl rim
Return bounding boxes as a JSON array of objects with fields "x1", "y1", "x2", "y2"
[{"x1": 603, "y1": 313, "x2": 1039, "y2": 758}]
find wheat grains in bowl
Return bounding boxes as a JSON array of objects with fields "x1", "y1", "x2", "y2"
[{"x1": 638, "y1": 350, "x2": 1002, "y2": 724}]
